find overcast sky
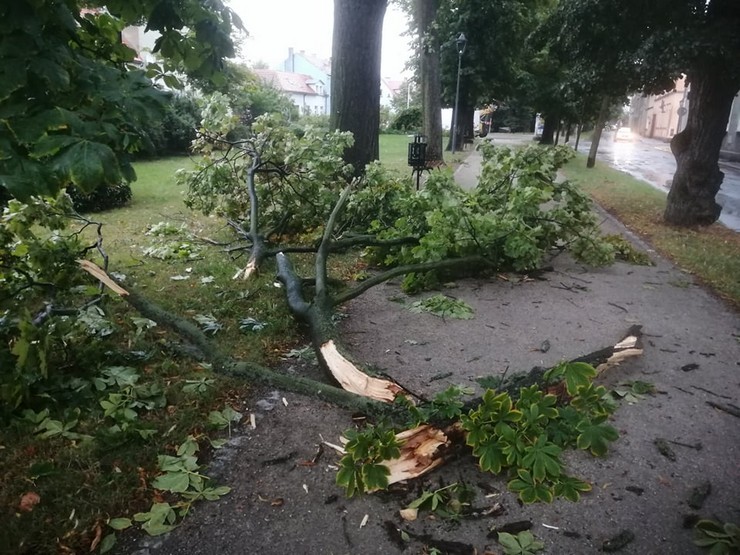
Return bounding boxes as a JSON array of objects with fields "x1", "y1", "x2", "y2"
[{"x1": 228, "y1": 0, "x2": 412, "y2": 78}]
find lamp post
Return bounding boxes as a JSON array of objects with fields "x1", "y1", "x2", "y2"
[{"x1": 451, "y1": 32, "x2": 467, "y2": 154}]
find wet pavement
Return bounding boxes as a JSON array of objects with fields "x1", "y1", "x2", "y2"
[
  {"x1": 579, "y1": 132, "x2": 740, "y2": 231},
  {"x1": 455, "y1": 132, "x2": 740, "y2": 232}
]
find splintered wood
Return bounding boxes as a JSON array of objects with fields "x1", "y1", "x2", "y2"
[
  {"x1": 76, "y1": 260, "x2": 129, "y2": 296},
  {"x1": 596, "y1": 330, "x2": 643, "y2": 374},
  {"x1": 385, "y1": 424, "x2": 451, "y2": 485},
  {"x1": 234, "y1": 258, "x2": 258, "y2": 280},
  {"x1": 320, "y1": 340, "x2": 405, "y2": 403}
]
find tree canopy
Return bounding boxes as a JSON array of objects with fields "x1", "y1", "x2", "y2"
[{"x1": 0, "y1": 0, "x2": 240, "y2": 201}]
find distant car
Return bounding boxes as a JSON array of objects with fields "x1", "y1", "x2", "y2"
[{"x1": 614, "y1": 127, "x2": 634, "y2": 142}]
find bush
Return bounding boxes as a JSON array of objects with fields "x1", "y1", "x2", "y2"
[
  {"x1": 391, "y1": 107, "x2": 422, "y2": 132},
  {"x1": 67, "y1": 181, "x2": 132, "y2": 213},
  {"x1": 140, "y1": 93, "x2": 200, "y2": 158}
]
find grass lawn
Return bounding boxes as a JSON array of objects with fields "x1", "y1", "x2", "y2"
[
  {"x1": 562, "y1": 153, "x2": 740, "y2": 307},
  {"x1": 1, "y1": 156, "x2": 304, "y2": 554},
  {"x1": 379, "y1": 133, "x2": 465, "y2": 174}
]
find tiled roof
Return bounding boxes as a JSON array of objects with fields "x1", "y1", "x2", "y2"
[
  {"x1": 253, "y1": 69, "x2": 318, "y2": 95},
  {"x1": 382, "y1": 78, "x2": 404, "y2": 96}
]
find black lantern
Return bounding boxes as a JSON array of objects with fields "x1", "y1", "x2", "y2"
[{"x1": 407, "y1": 134, "x2": 428, "y2": 190}]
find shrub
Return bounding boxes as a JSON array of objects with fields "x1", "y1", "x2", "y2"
[
  {"x1": 391, "y1": 107, "x2": 422, "y2": 132},
  {"x1": 67, "y1": 181, "x2": 132, "y2": 213}
]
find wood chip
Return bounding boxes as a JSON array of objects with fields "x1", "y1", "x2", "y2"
[{"x1": 399, "y1": 508, "x2": 418, "y2": 521}]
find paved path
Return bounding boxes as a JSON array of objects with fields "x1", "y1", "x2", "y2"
[{"x1": 454, "y1": 133, "x2": 740, "y2": 232}]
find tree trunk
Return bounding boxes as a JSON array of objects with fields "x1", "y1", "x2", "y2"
[
  {"x1": 415, "y1": 0, "x2": 444, "y2": 165},
  {"x1": 330, "y1": 0, "x2": 388, "y2": 175},
  {"x1": 587, "y1": 96, "x2": 609, "y2": 168},
  {"x1": 664, "y1": 68, "x2": 739, "y2": 226},
  {"x1": 539, "y1": 115, "x2": 557, "y2": 145},
  {"x1": 446, "y1": 100, "x2": 474, "y2": 152}
]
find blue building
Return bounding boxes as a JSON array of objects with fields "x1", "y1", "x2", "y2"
[{"x1": 282, "y1": 48, "x2": 331, "y2": 115}]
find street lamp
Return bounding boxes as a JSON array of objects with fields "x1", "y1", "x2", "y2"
[{"x1": 451, "y1": 32, "x2": 467, "y2": 154}]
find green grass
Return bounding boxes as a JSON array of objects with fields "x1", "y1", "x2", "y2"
[
  {"x1": 379, "y1": 133, "x2": 465, "y2": 174},
  {"x1": 562, "y1": 153, "x2": 740, "y2": 307},
  {"x1": 1, "y1": 156, "x2": 307, "y2": 554}
]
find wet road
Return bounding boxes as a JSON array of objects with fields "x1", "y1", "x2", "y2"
[
  {"x1": 579, "y1": 133, "x2": 740, "y2": 231},
  {"x1": 484, "y1": 132, "x2": 740, "y2": 231}
]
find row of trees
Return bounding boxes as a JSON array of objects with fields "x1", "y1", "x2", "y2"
[{"x1": 328, "y1": 0, "x2": 740, "y2": 227}]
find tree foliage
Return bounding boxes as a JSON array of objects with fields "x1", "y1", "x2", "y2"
[
  {"x1": 546, "y1": 0, "x2": 740, "y2": 224},
  {"x1": 0, "y1": 0, "x2": 239, "y2": 201},
  {"x1": 182, "y1": 100, "x2": 353, "y2": 235},
  {"x1": 363, "y1": 143, "x2": 613, "y2": 291}
]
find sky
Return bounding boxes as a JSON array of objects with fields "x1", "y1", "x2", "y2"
[{"x1": 227, "y1": 0, "x2": 412, "y2": 79}]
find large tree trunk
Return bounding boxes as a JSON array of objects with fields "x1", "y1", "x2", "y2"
[
  {"x1": 330, "y1": 0, "x2": 388, "y2": 175},
  {"x1": 586, "y1": 96, "x2": 609, "y2": 168},
  {"x1": 415, "y1": 0, "x2": 444, "y2": 165},
  {"x1": 664, "y1": 68, "x2": 739, "y2": 226},
  {"x1": 538, "y1": 114, "x2": 557, "y2": 145}
]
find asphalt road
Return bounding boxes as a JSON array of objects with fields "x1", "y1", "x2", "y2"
[{"x1": 578, "y1": 132, "x2": 740, "y2": 231}]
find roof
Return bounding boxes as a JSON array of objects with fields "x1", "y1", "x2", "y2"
[
  {"x1": 253, "y1": 69, "x2": 319, "y2": 95},
  {"x1": 296, "y1": 51, "x2": 332, "y2": 75},
  {"x1": 382, "y1": 78, "x2": 404, "y2": 96}
]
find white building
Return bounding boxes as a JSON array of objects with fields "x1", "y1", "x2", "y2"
[{"x1": 253, "y1": 69, "x2": 328, "y2": 116}]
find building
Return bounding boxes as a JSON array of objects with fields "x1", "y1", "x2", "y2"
[
  {"x1": 380, "y1": 77, "x2": 404, "y2": 108},
  {"x1": 630, "y1": 77, "x2": 690, "y2": 140},
  {"x1": 253, "y1": 69, "x2": 328, "y2": 116},
  {"x1": 121, "y1": 25, "x2": 159, "y2": 66},
  {"x1": 630, "y1": 78, "x2": 740, "y2": 160},
  {"x1": 282, "y1": 48, "x2": 331, "y2": 114}
]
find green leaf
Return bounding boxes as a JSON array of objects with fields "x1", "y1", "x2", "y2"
[
  {"x1": 336, "y1": 456, "x2": 361, "y2": 497},
  {"x1": 554, "y1": 475, "x2": 592, "y2": 502},
  {"x1": 141, "y1": 520, "x2": 176, "y2": 536},
  {"x1": 562, "y1": 362, "x2": 597, "y2": 396},
  {"x1": 153, "y1": 472, "x2": 190, "y2": 493},
  {"x1": 361, "y1": 463, "x2": 390, "y2": 492},
  {"x1": 100, "y1": 533, "x2": 116, "y2": 553},
  {"x1": 52, "y1": 139, "x2": 121, "y2": 192},
  {"x1": 576, "y1": 420, "x2": 619, "y2": 456},
  {"x1": 408, "y1": 294, "x2": 474, "y2": 319},
  {"x1": 474, "y1": 438, "x2": 507, "y2": 474},
  {"x1": 497, "y1": 532, "x2": 521, "y2": 551},
  {"x1": 108, "y1": 517, "x2": 132, "y2": 530},
  {"x1": 522, "y1": 435, "x2": 562, "y2": 481}
]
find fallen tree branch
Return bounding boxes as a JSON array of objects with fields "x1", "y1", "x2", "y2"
[
  {"x1": 276, "y1": 251, "x2": 409, "y2": 403},
  {"x1": 706, "y1": 401, "x2": 740, "y2": 419},
  {"x1": 333, "y1": 255, "x2": 490, "y2": 306}
]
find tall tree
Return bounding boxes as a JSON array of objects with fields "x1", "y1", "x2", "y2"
[
  {"x1": 552, "y1": 0, "x2": 740, "y2": 226},
  {"x1": 330, "y1": 0, "x2": 388, "y2": 175},
  {"x1": 435, "y1": 0, "x2": 544, "y2": 151},
  {"x1": 414, "y1": 0, "x2": 444, "y2": 164}
]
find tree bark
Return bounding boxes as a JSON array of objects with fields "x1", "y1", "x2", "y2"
[
  {"x1": 539, "y1": 114, "x2": 557, "y2": 145},
  {"x1": 415, "y1": 0, "x2": 444, "y2": 165},
  {"x1": 446, "y1": 100, "x2": 474, "y2": 152},
  {"x1": 664, "y1": 68, "x2": 739, "y2": 226},
  {"x1": 586, "y1": 96, "x2": 609, "y2": 168},
  {"x1": 330, "y1": 0, "x2": 388, "y2": 175}
]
